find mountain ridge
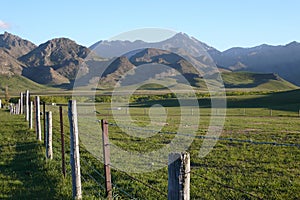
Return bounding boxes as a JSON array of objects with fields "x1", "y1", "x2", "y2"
[{"x1": 0, "y1": 31, "x2": 299, "y2": 90}]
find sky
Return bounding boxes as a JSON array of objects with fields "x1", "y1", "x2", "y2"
[{"x1": 0, "y1": 0, "x2": 299, "y2": 51}]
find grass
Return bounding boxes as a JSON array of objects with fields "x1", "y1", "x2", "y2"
[
  {"x1": 0, "y1": 110, "x2": 72, "y2": 199},
  {"x1": 1, "y1": 90, "x2": 300, "y2": 199}
]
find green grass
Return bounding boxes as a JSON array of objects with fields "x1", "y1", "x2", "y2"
[
  {"x1": 0, "y1": 110, "x2": 72, "y2": 199},
  {"x1": 1, "y1": 90, "x2": 300, "y2": 199}
]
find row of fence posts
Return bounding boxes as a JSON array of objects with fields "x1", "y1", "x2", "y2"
[
  {"x1": 7, "y1": 92, "x2": 191, "y2": 200},
  {"x1": 67, "y1": 100, "x2": 190, "y2": 200}
]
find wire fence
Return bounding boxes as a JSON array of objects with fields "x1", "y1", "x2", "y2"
[{"x1": 3, "y1": 97, "x2": 300, "y2": 199}]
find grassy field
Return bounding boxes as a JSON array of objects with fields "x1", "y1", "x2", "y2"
[{"x1": 0, "y1": 91, "x2": 300, "y2": 199}]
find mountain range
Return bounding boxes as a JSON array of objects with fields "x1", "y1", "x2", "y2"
[{"x1": 0, "y1": 31, "x2": 299, "y2": 91}]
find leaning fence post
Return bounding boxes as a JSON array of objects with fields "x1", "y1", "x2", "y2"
[
  {"x1": 101, "y1": 119, "x2": 112, "y2": 200},
  {"x1": 35, "y1": 96, "x2": 42, "y2": 141},
  {"x1": 68, "y1": 100, "x2": 82, "y2": 199},
  {"x1": 46, "y1": 111, "x2": 53, "y2": 159},
  {"x1": 60, "y1": 106, "x2": 66, "y2": 178},
  {"x1": 168, "y1": 152, "x2": 190, "y2": 200}
]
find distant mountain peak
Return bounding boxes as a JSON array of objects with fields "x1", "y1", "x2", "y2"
[{"x1": 90, "y1": 32, "x2": 219, "y2": 58}]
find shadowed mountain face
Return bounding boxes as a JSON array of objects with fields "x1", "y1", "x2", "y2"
[{"x1": 0, "y1": 32, "x2": 36, "y2": 58}]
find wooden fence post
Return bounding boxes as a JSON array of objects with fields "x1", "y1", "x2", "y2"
[
  {"x1": 101, "y1": 119, "x2": 112, "y2": 200},
  {"x1": 29, "y1": 101, "x2": 33, "y2": 129},
  {"x1": 43, "y1": 101, "x2": 46, "y2": 145},
  {"x1": 46, "y1": 111, "x2": 53, "y2": 159},
  {"x1": 270, "y1": 109, "x2": 272, "y2": 117},
  {"x1": 68, "y1": 100, "x2": 82, "y2": 199},
  {"x1": 35, "y1": 96, "x2": 42, "y2": 141},
  {"x1": 25, "y1": 90, "x2": 29, "y2": 121},
  {"x1": 168, "y1": 152, "x2": 190, "y2": 200},
  {"x1": 60, "y1": 106, "x2": 66, "y2": 178}
]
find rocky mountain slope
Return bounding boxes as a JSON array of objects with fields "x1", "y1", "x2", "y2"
[{"x1": 0, "y1": 32, "x2": 36, "y2": 58}]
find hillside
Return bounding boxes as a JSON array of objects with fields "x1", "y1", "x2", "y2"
[
  {"x1": 0, "y1": 74, "x2": 50, "y2": 94},
  {"x1": 221, "y1": 71, "x2": 297, "y2": 90}
]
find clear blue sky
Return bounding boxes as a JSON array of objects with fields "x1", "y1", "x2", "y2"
[{"x1": 0, "y1": 0, "x2": 299, "y2": 51}]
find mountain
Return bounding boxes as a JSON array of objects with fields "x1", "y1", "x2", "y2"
[
  {"x1": 19, "y1": 38, "x2": 92, "y2": 84},
  {"x1": 90, "y1": 32, "x2": 219, "y2": 59},
  {"x1": 91, "y1": 33, "x2": 300, "y2": 86},
  {"x1": 0, "y1": 31, "x2": 298, "y2": 91},
  {"x1": 211, "y1": 42, "x2": 300, "y2": 85},
  {"x1": 0, "y1": 32, "x2": 36, "y2": 58},
  {"x1": 93, "y1": 48, "x2": 205, "y2": 88}
]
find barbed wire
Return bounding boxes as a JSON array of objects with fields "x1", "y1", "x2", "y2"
[
  {"x1": 191, "y1": 171, "x2": 263, "y2": 200},
  {"x1": 108, "y1": 122, "x2": 300, "y2": 148},
  {"x1": 81, "y1": 174, "x2": 102, "y2": 198},
  {"x1": 110, "y1": 165, "x2": 167, "y2": 198},
  {"x1": 81, "y1": 157, "x2": 106, "y2": 180}
]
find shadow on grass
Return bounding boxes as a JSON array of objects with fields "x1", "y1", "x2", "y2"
[
  {"x1": 1, "y1": 141, "x2": 71, "y2": 199},
  {"x1": 130, "y1": 89, "x2": 300, "y2": 112}
]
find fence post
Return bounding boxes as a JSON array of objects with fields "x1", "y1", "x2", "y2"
[
  {"x1": 46, "y1": 111, "x2": 53, "y2": 159},
  {"x1": 43, "y1": 101, "x2": 46, "y2": 145},
  {"x1": 168, "y1": 152, "x2": 190, "y2": 200},
  {"x1": 0, "y1": 99, "x2": 1, "y2": 109},
  {"x1": 10, "y1": 103, "x2": 13, "y2": 114},
  {"x1": 101, "y1": 119, "x2": 112, "y2": 200},
  {"x1": 29, "y1": 101, "x2": 33, "y2": 129},
  {"x1": 68, "y1": 100, "x2": 82, "y2": 199},
  {"x1": 35, "y1": 96, "x2": 42, "y2": 141},
  {"x1": 270, "y1": 109, "x2": 272, "y2": 117},
  {"x1": 25, "y1": 90, "x2": 29, "y2": 121},
  {"x1": 16, "y1": 99, "x2": 20, "y2": 115},
  {"x1": 60, "y1": 106, "x2": 66, "y2": 178},
  {"x1": 20, "y1": 92, "x2": 23, "y2": 114}
]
